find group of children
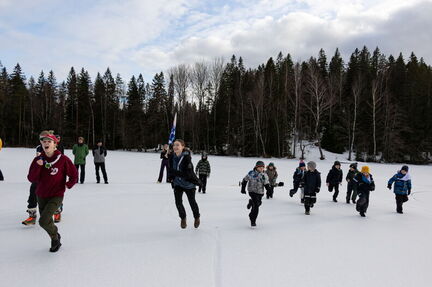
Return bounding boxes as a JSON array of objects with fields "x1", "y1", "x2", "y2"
[
  {"x1": 241, "y1": 160, "x2": 412, "y2": 226},
  {"x1": 3, "y1": 130, "x2": 414, "y2": 251}
]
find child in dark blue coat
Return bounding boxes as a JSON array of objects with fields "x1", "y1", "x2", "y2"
[
  {"x1": 354, "y1": 166, "x2": 375, "y2": 217},
  {"x1": 388, "y1": 165, "x2": 412, "y2": 214},
  {"x1": 289, "y1": 161, "x2": 306, "y2": 203}
]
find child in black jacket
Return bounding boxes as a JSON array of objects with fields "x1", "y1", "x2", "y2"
[
  {"x1": 346, "y1": 163, "x2": 359, "y2": 204},
  {"x1": 303, "y1": 161, "x2": 321, "y2": 215},
  {"x1": 354, "y1": 166, "x2": 375, "y2": 217},
  {"x1": 326, "y1": 161, "x2": 343, "y2": 202},
  {"x1": 289, "y1": 161, "x2": 306, "y2": 203}
]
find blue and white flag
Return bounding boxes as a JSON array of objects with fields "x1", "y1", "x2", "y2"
[{"x1": 168, "y1": 113, "x2": 177, "y2": 145}]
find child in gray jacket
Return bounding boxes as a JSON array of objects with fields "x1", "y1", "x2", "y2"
[{"x1": 241, "y1": 161, "x2": 271, "y2": 227}]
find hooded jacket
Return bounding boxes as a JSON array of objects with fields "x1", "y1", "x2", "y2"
[
  {"x1": 388, "y1": 171, "x2": 412, "y2": 195},
  {"x1": 242, "y1": 169, "x2": 270, "y2": 195},
  {"x1": 326, "y1": 165, "x2": 343, "y2": 185}
]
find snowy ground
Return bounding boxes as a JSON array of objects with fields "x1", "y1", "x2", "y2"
[{"x1": 0, "y1": 147, "x2": 431, "y2": 287}]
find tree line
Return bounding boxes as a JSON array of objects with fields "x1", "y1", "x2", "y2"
[{"x1": 0, "y1": 46, "x2": 431, "y2": 163}]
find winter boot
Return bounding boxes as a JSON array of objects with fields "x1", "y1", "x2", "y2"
[
  {"x1": 289, "y1": 189, "x2": 295, "y2": 197},
  {"x1": 180, "y1": 218, "x2": 187, "y2": 229},
  {"x1": 49, "y1": 233, "x2": 62, "y2": 252},
  {"x1": 194, "y1": 217, "x2": 200, "y2": 228},
  {"x1": 247, "y1": 199, "x2": 252, "y2": 209},
  {"x1": 250, "y1": 220, "x2": 256, "y2": 227},
  {"x1": 346, "y1": 198, "x2": 350, "y2": 204},
  {"x1": 22, "y1": 208, "x2": 37, "y2": 225},
  {"x1": 305, "y1": 210, "x2": 310, "y2": 215},
  {"x1": 53, "y1": 213, "x2": 61, "y2": 223},
  {"x1": 333, "y1": 197, "x2": 338, "y2": 203},
  {"x1": 360, "y1": 212, "x2": 366, "y2": 217}
]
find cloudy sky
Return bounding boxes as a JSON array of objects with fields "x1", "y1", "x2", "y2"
[{"x1": 0, "y1": 0, "x2": 431, "y2": 81}]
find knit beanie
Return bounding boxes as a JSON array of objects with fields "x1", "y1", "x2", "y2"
[{"x1": 361, "y1": 166, "x2": 370, "y2": 174}]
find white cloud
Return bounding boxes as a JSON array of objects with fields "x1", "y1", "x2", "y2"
[{"x1": 0, "y1": 0, "x2": 431, "y2": 82}]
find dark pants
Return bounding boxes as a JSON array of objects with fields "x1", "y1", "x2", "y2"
[
  {"x1": 356, "y1": 194, "x2": 370, "y2": 214},
  {"x1": 158, "y1": 159, "x2": 169, "y2": 182},
  {"x1": 0, "y1": 169, "x2": 4, "y2": 180},
  {"x1": 174, "y1": 187, "x2": 200, "y2": 219},
  {"x1": 27, "y1": 182, "x2": 38, "y2": 209},
  {"x1": 395, "y1": 194, "x2": 408, "y2": 213},
  {"x1": 304, "y1": 193, "x2": 317, "y2": 212},
  {"x1": 346, "y1": 182, "x2": 358, "y2": 202},
  {"x1": 248, "y1": 192, "x2": 263, "y2": 224},
  {"x1": 198, "y1": 174, "x2": 207, "y2": 193},
  {"x1": 37, "y1": 196, "x2": 63, "y2": 239},
  {"x1": 266, "y1": 186, "x2": 275, "y2": 198},
  {"x1": 95, "y1": 162, "x2": 108, "y2": 183},
  {"x1": 328, "y1": 184, "x2": 339, "y2": 199},
  {"x1": 75, "y1": 164, "x2": 85, "y2": 183}
]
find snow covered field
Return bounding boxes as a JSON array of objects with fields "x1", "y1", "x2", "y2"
[{"x1": 0, "y1": 147, "x2": 431, "y2": 287}]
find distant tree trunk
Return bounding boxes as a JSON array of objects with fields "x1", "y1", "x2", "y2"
[{"x1": 349, "y1": 76, "x2": 361, "y2": 161}]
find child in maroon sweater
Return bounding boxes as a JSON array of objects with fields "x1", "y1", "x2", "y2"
[{"x1": 27, "y1": 133, "x2": 78, "y2": 252}]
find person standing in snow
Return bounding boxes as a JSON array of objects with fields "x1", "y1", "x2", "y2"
[
  {"x1": 289, "y1": 161, "x2": 306, "y2": 203},
  {"x1": 326, "y1": 161, "x2": 343, "y2": 202},
  {"x1": 72, "y1": 137, "x2": 89, "y2": 184},
  {"x1": 27, "y1": 133, "x2": 78, "y2": 252},
  {"x1": 195, "y1": 152, "x2": 211, "y2": 193},
  {"x1": 265, "y1": 162, "x2": 278, "y2": 199},
  {"x1": 168, "y1": 139, "x2": 202, "y2": 229},
  {"x1": 157, "y1": 144, "x2": 170, "y2": 183},
  {"x1": 346, "y1": 163, "x2": 359, "y2": 204},
  {"x1": 387, "y1": 165, "x2": 412, "y2": 214},
  {"x1": 241, "y1": 161, "x2": 271, "y2": 227},
  {"x1": 303, "y1": 161, "x2": 321, "y2": 215},
  {"x1": 354, "y1": 166, "x2": 375, "y2": 217},
  {"x1": 92, "y1": 140, "x2": 108, "y2": 184}
]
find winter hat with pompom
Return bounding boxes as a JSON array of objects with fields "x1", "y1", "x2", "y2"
[{"x1": 361, "y1": 166, "x2": 370, "y2": 174}]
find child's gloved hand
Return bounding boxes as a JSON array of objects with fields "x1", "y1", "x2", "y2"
[
  {"x1": 408, "y1": 190, "x2": 411, "y2": 195},
  {"x1": 387, "y1": 184, "x2": 392, "y2": 190}
]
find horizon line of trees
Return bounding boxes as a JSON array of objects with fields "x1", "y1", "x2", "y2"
[{"x1": 1, "y1": 45, "x2": 431, "y2": 163}]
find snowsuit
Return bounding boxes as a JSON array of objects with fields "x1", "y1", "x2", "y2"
[
  {"x1": 93, "y1": 146, "x2": 108, "y2": 183},
  {"x1": 303, "y1": 170, "x2": 321, "y2": 213},
  {"x1": 326, "y1": 165, "x2": 343, "y2": 201},
  {"x1": 72, "y1": 143, "x2": 89, "y2": 183},
  {"x1": 158, "y1": 150, "x2": 170, "y2": 183},
  {"x1": 346, "y1": 168, "x2": 359, "y2": 203},
  {"x1": 290, "y1": 168, "x2": 305, "y2": 201},
  {"x1": 195, "y1": 158, "x2": 211, "y2": 193},
  {"x1": 265, "y1": 168, "x2": 278, "y2": 198},
  {"x1": 241, "y1": 169, "x2": 270, "y2": 225},
  {"x1": 168, "y1": 151, "x2": 201, "y2": 220},
  {"x1": 27, "y1": 150, "x2": 78, "y2": 239},
  {"x1": 388, "y1": 171, "x2": 412, "y2": 213},
  {"x1": 354, "y1": 173, "x2": 375, "y2": 216}
]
